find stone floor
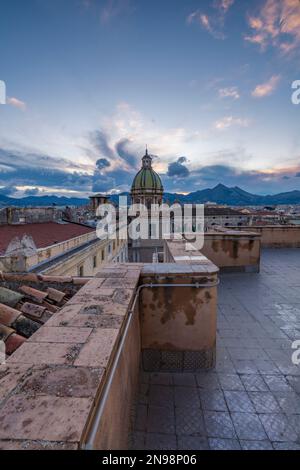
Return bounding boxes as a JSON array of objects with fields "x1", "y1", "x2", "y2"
[{"x1": 131, "y1": 249, "x2": 300, "y2": 450}]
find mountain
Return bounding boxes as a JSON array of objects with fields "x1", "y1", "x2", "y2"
[
  {"x1": 1, "y1": 184, "x2": 300, "y2": 207},
  {"x1": 0, "y1": 194, "x2": 89, "y2": 207},
  {"x1": 163, "y1": 184, "x2": 300, "y2": 206}
]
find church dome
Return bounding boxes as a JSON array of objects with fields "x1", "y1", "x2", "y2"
[
  {"x1": 131, "y1": 149, "x2": 163, "y2": 192},
  {"x1": 131, "y1": 168, "x2": 163, "y2": 191}
]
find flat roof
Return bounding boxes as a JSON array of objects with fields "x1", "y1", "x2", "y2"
[{"x1": 0, "y1": 222, "x2": 95, "y2": 255}]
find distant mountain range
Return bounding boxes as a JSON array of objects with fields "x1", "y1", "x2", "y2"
[
  {"x1": 163, "y1": 184, "x2": 300, "y2": 206},
  {"x1": 1, "y1": 184, "x2": 300, "y2": 208},
  {"x1": 0, "y1": 194, "x2": 89, "y2": 208}
]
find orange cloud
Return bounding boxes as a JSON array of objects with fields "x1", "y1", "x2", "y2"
[
  {"x1": 7, "y1": 97, "x2": 26, "y2": 110},
  {"x1": 251, "y1": 75, "x2": 281, "y2": 98},
  {"x1": 245, "y1": 0, "x2": 300, "y2": 54}
]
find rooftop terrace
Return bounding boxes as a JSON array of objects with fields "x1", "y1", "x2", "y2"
[
  {"x1": 0, "y1": 244, "x2": 299, "y2": 450},
  {"x1": 131, "y1": 249, "x2": 300, "y2": 450}
]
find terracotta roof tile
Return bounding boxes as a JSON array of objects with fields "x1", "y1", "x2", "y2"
[
  {"x1": 0, "y1": 303, "x2": 21, "y2": 326},
  {"x1": 46, "y1": 287, "x2": 66, "y2": 304},
  {"x1": 19, "y1": 286, "x2": 48, "y2": 302},
  {"x1": 5, "y1": 333, "x2": 27, "y2": 355}
]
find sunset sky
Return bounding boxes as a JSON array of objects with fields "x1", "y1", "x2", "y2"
[{"x1": 0, "y1": 0, "x2": 300, "y2": 197}]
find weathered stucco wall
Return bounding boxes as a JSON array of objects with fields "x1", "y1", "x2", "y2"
[
  {"x1": 202, "y1": 231, "x2": 261, "y2": 272},
  {"x1": 87, "y1": 301, "x2": 141, "y2": 450},
  {"x1": 139, "y1": 241, "x2": 219, "y2": 371},
  {"x1": 229, "y1": 225, "x2": 300, "y2": 248}
]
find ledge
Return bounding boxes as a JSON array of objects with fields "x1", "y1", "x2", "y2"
[{"x1": 0, "y1": 264, "x2": 141, "y2": 449}]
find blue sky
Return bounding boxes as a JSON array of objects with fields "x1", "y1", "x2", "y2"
[{"x1": 0, "y1": 0, "x2": 300, "y2": 197}]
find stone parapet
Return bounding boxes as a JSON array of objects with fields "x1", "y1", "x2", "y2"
[
  {"x1": 0, "y1": 264, "x2": 141, "y2": 450},
  {"x1": 202, "y1": 230, "x2": 261, "y2": 272},
  {"x1": 228, "y1": 225, "x2": 300, "y2": 248},
  {"x1": 139, "y1": 240, "x2": 219, "y2": 372}
]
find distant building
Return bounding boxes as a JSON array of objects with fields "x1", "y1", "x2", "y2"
[
  {"x1": 0, "y1": 206, "x2": 62, "y2": 225},
  {"x1": 204, "y1": 206, "x2": 249, "y2": 228},
  {"x1": 89, "y1": 194, "x2": 111, "y2": 213},
  {"x1": 0, "y1": 216, "x2": 127, "y2": 275}
]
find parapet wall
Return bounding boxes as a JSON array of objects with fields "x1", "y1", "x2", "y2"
[
  {"x1": 139, "y1": 240, "x2": 219, "y2": 372},
  {"x1": 229, "y1": 225, "x2": 300, "y2": 248},
  {"x1": 0, "y1": 264, "x2": 141, "y2": 450},
  {"x1": 0, "y1": 252, "x2": 219, "y2": 449},
  {"x1": 202, "y1": 230, "x2": 261, "y2": 272}
]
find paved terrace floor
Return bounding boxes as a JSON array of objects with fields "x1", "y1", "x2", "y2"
[{"x1": 131, "y1": 249, "x2": 300, "y2": 450}]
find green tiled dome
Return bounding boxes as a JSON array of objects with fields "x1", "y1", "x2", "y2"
[{"x1": 131, "y1": 167, "x2": 163, "y2": 191}]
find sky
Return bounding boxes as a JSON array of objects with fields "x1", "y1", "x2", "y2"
[{"x1": 0, "y1": 0, "x2": 300, "y2": 198}]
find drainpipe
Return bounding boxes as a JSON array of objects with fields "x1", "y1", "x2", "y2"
[{"x1": 83, "y1": 279, "x2": 219, "y2": 450}]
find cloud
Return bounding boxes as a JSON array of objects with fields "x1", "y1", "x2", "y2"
[
  {"x1": 244, "y1": 0, "x2": 300, "y2": 55},
  {"x1": 92, "y1": 172, "x2": 115, "y2": 193},
  {"x1": 1, "y1": 142, "x2": 299, "y2": 197},
  {"x1": 217, "y1": 0, "x2": 235, "y2": 13},
  {"x1": 0, "y1": 147, "x2": 93, "y2": 193},
  {"x1": 187, "y1": 0, "x2": 234, "y2": 39},
  {"x1": 115, "y1": 138, "x2": 139, "y2": 169},
  {"x1": 24, "y1": 187, "x2": 40, "y2": 196},
  {"x1": 187, "y1": 11, "x2": 225, "y2": 39},
  {"x1": 7, "y1": 97, "x2": 26, "y2": 110},
  {"x1": 90, "y1": 130, "x2": 115, "y2": 160},
  {"x1": 1, "y1": 100, "x2": 297, "y2": 196},
  {"x1": 218, "y1": 86, "x2": 240, "y2": 100},
  {"x1": 167, "y1": 157, "x2": 190, "y2": 178},
  {"x1": 214, "y1": 116, "x2": 250, "y2": 130},
  {"x1": 199, "y1": 14, "x2": 216, "y2": 36},
  {"x1": 163, "y1": 161, "x2": 300, "y2": 194},
  {"x1": 0, "y1": 146, "x2": 88, "y2": 173},
  {"x1": 92, "y1": 166, "x2": 134, "y2": 193},
  {"x1": 251, "y1": 75, "x2": 281, "y2": 98},
  {"x1": 96, "y1": 158, "x2": 111, "y2": 170},
  {"x1": 0, "y1": 185, "x2": 18, "y2": 196}
]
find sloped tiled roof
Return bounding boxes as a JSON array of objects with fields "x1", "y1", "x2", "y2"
[
  {"x1": 0, "y1": 222, "x2": 95, "y2": 255},
  {"x1": 0, "y1": 273, "x2": 88, "y2": 356}
]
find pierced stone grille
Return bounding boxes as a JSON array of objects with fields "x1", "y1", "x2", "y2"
[{"x1": 142, "y1": 348, "x2": 215, "y2": 372}]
